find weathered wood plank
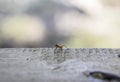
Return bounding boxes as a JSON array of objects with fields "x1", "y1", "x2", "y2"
[{"x1": 0, "y1": 48, "x2": 120, "y2": 82}]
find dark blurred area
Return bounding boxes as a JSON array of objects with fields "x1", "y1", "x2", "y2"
[{"x1": 0, "y1": 0, "x2": 120, "y2": 48}]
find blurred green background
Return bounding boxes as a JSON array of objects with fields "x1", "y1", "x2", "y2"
[{"x1": 0, "y1": 0, "x2": 120, "y2": 48}]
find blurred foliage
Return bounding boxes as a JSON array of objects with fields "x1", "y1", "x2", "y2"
[{"x1": 0, "y1": 0, "x2": 120, "y2": 48}]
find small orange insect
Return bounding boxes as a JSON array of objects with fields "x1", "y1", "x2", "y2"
[
  {"x1": 55, "y1": 44, "x2": 64, "y2": 50},
  {"x1": 54, "y1": 44, "x2": 64, "y2": 54}
]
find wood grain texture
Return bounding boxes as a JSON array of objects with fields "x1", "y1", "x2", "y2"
[{"x1": 0, "y1": 48, "x2": 120, "y2": 82}]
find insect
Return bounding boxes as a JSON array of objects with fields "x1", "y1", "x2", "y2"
[
  {"x1": 55, "y1": 44, "x2": 64, "y2": 50},
  {"x1": 54, "y1": 43, "x2": 68, "y2": 54},
  {"x1": 54, "y1": 44, "x2": 67, "y2": 62},
  {"x1": 54, "y1": 44, "x2": 66, "y2": 54}
]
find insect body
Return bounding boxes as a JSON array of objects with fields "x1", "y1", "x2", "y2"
[
  {"x1": 54, "y1": 44, "x2": 64, "y2": 53},
  {"x1": 55, "y1": 44, "x2": 64, "y2": 50},
  {"x1": 54, "y1": 43, "x2": 68, "y2": 54}
]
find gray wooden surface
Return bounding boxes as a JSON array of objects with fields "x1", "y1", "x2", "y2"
[{"x1": 0, "y1": 48, "x2": 120, "y2": 82}]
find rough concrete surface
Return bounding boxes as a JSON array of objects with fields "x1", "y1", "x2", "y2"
[{"x1": 0, "y1": 48, "x2": 120, "y2": 82}]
